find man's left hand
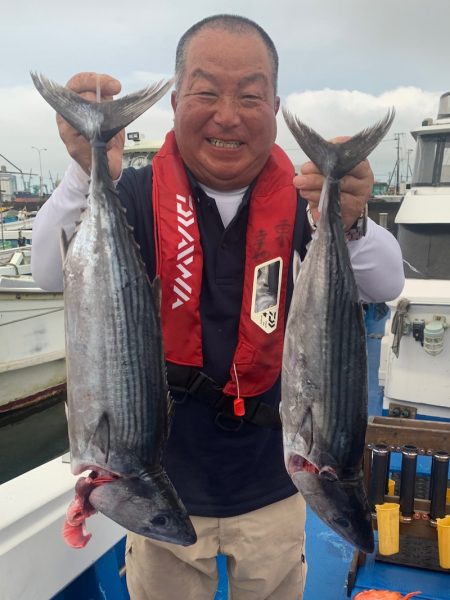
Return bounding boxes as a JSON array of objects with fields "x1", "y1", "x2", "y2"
[{"x1": 293, "y1": 136, "x2": 374, "y2": 231}]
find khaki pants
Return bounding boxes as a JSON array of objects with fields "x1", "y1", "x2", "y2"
[{"x1": 125, "y1": 493, "x2": 307, "y2": 600}]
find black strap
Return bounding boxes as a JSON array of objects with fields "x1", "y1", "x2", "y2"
[{"x1": 166, "y1": 362, "x2": 281, "y2": 430}]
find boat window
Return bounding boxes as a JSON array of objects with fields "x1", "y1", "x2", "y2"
[
  {"x1": 412, "y1": 134, "x2": 450, "y2": 186},
  {"x1": 412, "y1": 136, "x2": 436, "y2": 185},
  {"x1": 441, "y1": 140, "x2": 450, "y2": 183},
  {"x1": 398, "y1": 224, "x2": 450, "y2": 279}
]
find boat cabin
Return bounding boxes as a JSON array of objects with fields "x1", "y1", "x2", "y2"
[{"x1": 396, "y1": 92, "x2": 450, "y2": 280}]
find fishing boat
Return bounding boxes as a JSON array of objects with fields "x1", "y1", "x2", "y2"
[
  {"x1": 1, "y1": 103, "x2": 449, "y2": 599},
  {"x1": 2, "y1": 213, "x2": 35, "y2": 231},
  {"x1": 0, "y1": 224, "x2": 33, "y2": 250},
  {"x1": 0, "y1": 246, "x2": 32, "y2": 276},
  {"x1": 122, "y1": 132, "x2": 161, "y2": 168},
  {"x1": 0, "y1": 276, "x2": 65, "y2": 413},
  {"x1": 379, "y1": 91, "x2": 450, "y2": 421}
]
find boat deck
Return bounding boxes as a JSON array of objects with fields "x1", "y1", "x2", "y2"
[{"x1": 1, "y1": 308, "x2": 449, "y2": 600}]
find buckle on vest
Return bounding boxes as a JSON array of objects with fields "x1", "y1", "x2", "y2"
[
  {"x1": 187, "y1": 370, "x2": 222, "y2": 400},
  {"x1": 214, "y1": 411, "x2": 244, "y2": 432}
]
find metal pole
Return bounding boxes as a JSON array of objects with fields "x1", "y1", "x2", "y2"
[
  {"x1": 31, "y1": 146, "x2": 47, "y2": 196},
  {"x1": 395, "y1": 134, "x2": 401, "y2": 195},
  {"x1": 429, "y1": 451, "x2": 449, "y2": 524},
  {"x1": 379, "y1": 213, "x2": 388, "y2": 229},
  {"x1": 399, "y1": 445, "x2": 418, "y2": 522},
  {"x1": 0, "y1": 153, "x2": 27, "y2": 190},
  {"x1": 406, "y1": 149, "x2": 413, "y2": 184},
  {"x1": 369, "y1": 444, "x2": 391, "y2": 513}
]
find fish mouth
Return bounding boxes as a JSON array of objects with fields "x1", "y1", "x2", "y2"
[
  {"x1": 302, "y1": 474, "x2": 374, "y2": 553},
  {"x1": 207, "y1": 137, "x2": 243, "y2": 149},
  {"x1": 287, "y1": 453, "x2": 373, "y2": 553},
  {"x1": 288, "y1": 453, "x2": 319, "y2": 475},
  {"x1": 288, "y1": 453, "x2": 339, "y2": 481}
]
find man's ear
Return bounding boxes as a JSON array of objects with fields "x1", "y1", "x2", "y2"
[
  {"x1": 274, "y1": 96, "x2": 280, "y2": 115},
  {"x1": 171, "y1": 90, "x2": 178, "y2": 112}
]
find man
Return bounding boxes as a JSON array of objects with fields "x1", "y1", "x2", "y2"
[{"x1": 32, "y1": 14, "x2": 404, "y2": 600}]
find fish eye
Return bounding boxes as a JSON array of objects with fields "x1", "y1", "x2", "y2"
[
  {"x1": 334, "y1": 516, "x2": 350, "y2": 528},
  {"x1": 152, "y1": 514, "x2": 169, "y2": 527}
]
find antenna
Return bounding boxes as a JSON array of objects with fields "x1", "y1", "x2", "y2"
[{"x1": 386, "y1": 133, "x2": 405, "y2": 194}]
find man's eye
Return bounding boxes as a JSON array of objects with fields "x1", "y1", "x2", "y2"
[{"x1": 241, "y1": 94, "x2": 262, "y2": 103}]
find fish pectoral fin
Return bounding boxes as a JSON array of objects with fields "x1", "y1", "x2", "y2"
[
  {"x1": 299, "y1": 406, "x2": 314, "y2": 455},
  {"x1": 91, "y1": 413, "x2": 111, "y2": 463}
]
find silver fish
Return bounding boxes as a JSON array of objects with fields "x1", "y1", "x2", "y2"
[
  {"x1": 31, "y1": 73, "x2": 196, "y2": 547},
  {"x1": 281, "y1": 108, "x2": 394, "y2": 553}
]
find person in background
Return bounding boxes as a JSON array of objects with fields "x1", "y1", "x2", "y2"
[{"x1": 32, "y1": 14, "x2": 404, "y2": 600}]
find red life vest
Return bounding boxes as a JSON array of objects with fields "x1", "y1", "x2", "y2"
[{"x1": 152, "y1": 130, "x2": 297, "y2": 398}]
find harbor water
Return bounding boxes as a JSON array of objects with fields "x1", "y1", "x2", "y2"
[{"x1": 0, "y1": 393, "x2": 69, "y2": 485}]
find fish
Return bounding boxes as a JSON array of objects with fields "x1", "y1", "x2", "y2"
[
  {"x1": 353, "y1": 591, "x2": 421, "y2": 600},
  {"x1": 281, "y1": 108, "x2": 395, "y2": 553},
  {"x1": 31, "y1": 73, "x2": 197, "y2": 548}
]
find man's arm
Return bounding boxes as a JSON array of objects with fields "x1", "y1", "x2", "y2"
[
  {"x1": 31, "y1": 161, "x2": 89, "y2": 291},
  {"x1": 295, "y1": 153, "x2": 404, "y2": 303},
  {"x1": 31, "y1": 72, "x2": 125, "y2": 292},
  {"x1": 347, "y1": 219, "x2": 404, "y2": 303}
]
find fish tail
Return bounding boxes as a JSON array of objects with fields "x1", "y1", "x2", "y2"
[
  {"x1": 282, "y1": 107, "x2": 395, "y2": 179},
  {"x1": 31, "y1": 72, "x2": 173, "y2": 144}
]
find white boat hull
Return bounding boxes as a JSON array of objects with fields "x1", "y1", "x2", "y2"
[
  {"x1": 0, "y1": 457, "x2": 125, "y2": 600},
  {"x1": 380, "y1": 279, "x2": 450, "y2": 420},
  {"x1": 0, "y1": 279, "x2": 65, "y2": 412}
]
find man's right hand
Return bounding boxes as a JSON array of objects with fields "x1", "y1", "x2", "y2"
[{"x1": 57, "y1": 72, "x2": 124, "y2": 180}]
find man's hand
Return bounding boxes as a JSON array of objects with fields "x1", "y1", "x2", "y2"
[
  {"x1": 293, "y1": 136, "x2": 374, "y2": 231},
  {"x1": 56, "y1": 72, "x2": 125, "y2": 180}
]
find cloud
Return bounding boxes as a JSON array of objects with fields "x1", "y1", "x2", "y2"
[
  {"x1": 0, "y1": 83, "x2": 174, "y2": 192},
  {"x1": 278, "y1": 87, "x2": 441, "y2": 181},
  {"x1": 0, "y1": 81, "x2": 442, "y2": 193}
]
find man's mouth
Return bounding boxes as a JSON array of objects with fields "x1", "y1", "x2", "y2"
[{"x1": 208, "y1": 138, "x2": 242, "y2": 149}]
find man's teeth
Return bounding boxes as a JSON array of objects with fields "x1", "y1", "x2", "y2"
[{"x1": 209, "y1": 138, "x2": 241, "y2": 148}]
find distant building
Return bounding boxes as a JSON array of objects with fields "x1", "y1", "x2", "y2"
[
  {"x1": 372, "y1": 181, "x2": 389, "y2": 196},
  {"x1": 0, "y1": 166, "x2": 17, "y2": 203}
]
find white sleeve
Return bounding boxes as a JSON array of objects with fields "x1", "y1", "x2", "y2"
[
  {"x1": 347, "y1": 218, "x2": 405, "y2": 303},
  {"x1": 31, "y1": 160, "x2": 89, "y2": 292}
]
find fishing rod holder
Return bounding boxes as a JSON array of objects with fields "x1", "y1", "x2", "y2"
[{"x1": 347, "y1": 416, "x2": 450, "y2": 595}]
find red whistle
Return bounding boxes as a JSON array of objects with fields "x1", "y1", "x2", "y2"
[{"x1": 233, "y1": 397, "x2": 245, "y2": 417}]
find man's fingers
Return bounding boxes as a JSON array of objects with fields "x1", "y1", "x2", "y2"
[
  {"x1": 294, "y1": 173, "x2": 323, "y2": 191},
  {"x1": 340, "y1": 192, "x2": 365, "y2": 214},
  {"x1": 299, "y1": 161, "x2": 320, "y2": 176},
  {"x1": 65, "y1": 72, "x2": 121, "y2": 97},
  {"x1": 347, "y1": 159, "x2": 371, "y2": 180}
]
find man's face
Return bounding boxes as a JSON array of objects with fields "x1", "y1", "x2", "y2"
[{"x1": 171, "y1": 28, "x2": 280, "y2": 191}]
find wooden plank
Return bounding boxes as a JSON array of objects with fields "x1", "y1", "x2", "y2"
[{"x1": 365, "y1": 416, "x2": 450, "y2": 453}]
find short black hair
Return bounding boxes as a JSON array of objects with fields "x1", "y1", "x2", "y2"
[{"x1": 175, "y1": 14, "x2": 278, "y2": 93}]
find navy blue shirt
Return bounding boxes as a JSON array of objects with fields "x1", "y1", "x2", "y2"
[{"x1": 117, "y1": 164, "x2": 311, "y2": 517}]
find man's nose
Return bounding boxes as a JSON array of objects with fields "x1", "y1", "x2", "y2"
[{"x1": 213, "y1": 95, "x2": 241, "y2": 127}]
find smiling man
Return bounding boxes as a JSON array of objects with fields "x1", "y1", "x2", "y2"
[
  {"x1": 32, "y1": 14, "x2": 404, "y2": 600},
  {"x1": 172, "y1": 24, "x2": 280, "y2": 191}
]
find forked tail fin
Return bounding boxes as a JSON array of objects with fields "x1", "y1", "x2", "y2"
[
  {"x1": 282, "y1": 107, "x2": 395, "y2": 179},
  {"x1": 31, "y1": 72, "x2": 173, "y2": 144}
]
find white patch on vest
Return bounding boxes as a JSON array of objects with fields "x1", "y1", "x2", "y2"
[
  {"x1": 250, "y1": 257, "x2": 283, "y2": 334},
  {"x1": 173, "y1": 194, "x2": 195, "y2": 309}
]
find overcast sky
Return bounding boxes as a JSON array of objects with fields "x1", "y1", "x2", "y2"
[{"x1": 1, "y1": 0, "x2": 448, "y2": 192}]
